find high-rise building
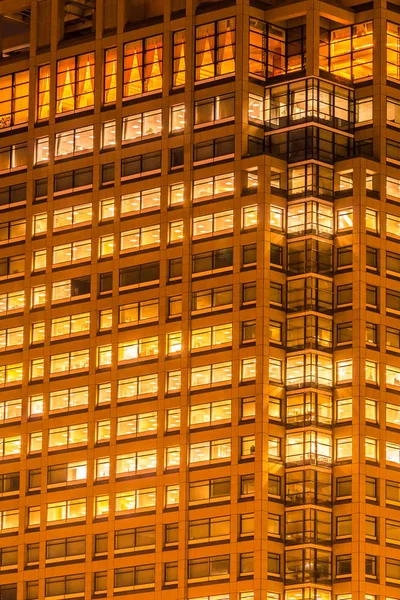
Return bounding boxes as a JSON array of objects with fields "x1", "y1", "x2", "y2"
[{"x1": 0, "y1": 0, "x2": 399, "y2": 598}]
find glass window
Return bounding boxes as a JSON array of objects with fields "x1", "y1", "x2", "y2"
[
  {"x1": 56, "y1": 53, "x2": 94, "y2": 114},
  {"x1": 195, "y1": 19, "x2": 235, "y2": 82},
  {"x1": 173, "y1": 30, "x2": 186, "y2": 88},
  {"x1": 104, "y1": 48, "x2": 117, "y2": 105},
  {"x1": 122, "y1": 109, "x2": 162, "y2": 142},
  {"x1": 37, "y1": 65, "x2": 50, "y2": 121},
  {"x1": 123, "y1": 36, "x2": 163, "y2": 98},
  {"x1": 0, "y1": 71, "x2": 29, "y2": 129}
]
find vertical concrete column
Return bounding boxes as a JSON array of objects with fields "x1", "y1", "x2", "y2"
[{"x1": 306, "y1": 0, "x2": 320, "y2": 77}]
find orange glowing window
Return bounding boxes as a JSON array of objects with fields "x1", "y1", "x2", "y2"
[
  {"x1": 0, "y1": 71, "x2": 29, "y2": 130},
  {"x1": 104, "y1": 47, "x2": 117, "y2": 104},
  {"x1": 195, "y1": 18, "x2": 235, "y2": 82},
  {"x1": 321, "y1": 21, "x2": 373, "y2": 82},
  {"x1": 56, "y1": 52, "x2": 94, "y2": 115},
  {"x1": 173, "y1": 30, "x2": 186, "y2": 88},
  {"x1": 388, "y1": 22, "x2": 400, "y2": 81},
  {"x1": 37, "y1": 65, "x2": 50, "y2": 121},
  {"x1": 123, "y1": 35, "x2": 163, "y2": 99}
]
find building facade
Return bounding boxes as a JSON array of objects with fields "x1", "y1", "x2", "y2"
[{"x1": 0, "y1": 0, "x2": 399, "y2": 598}]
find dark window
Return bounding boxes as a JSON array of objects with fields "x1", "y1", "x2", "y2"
[
  {"x1": 71, "y1": 276, "x2": 91, "y2": 296},
  {"x1": 0, "y1": 183, "x2": 27, "y2": 206},
  {"x1": 387, "y1": 251, "x2": 400, "y2": 273},
  {"x1": 366, "y1": 323, "x2": 377, "y2": 345},
  {"x1": 367, "y1": 285, "x2": 378, "y2": 307},
  {"x1": 243, "y1": 282, "x2": 256, "y2": 304},
  {"x1": 242, "y1": 320, "x2": 256, "y2": 342},
  {"x1": 194, "y1": 94, "x2": 235, "y2": 126},
  {"x1": 268, "y1": 474, "x2": 281, "y2": 498},
  {"x1": 121, "y1": 151, "x2": 161, "y2": 177},
  {"x1": 366, "y1": 247, "x2": 378, "y2": 270},
  {"x1": 102, "y1": 163, "x2": 115, "y2": 183},
  {"x1": 193, "y1": 136, "x2": 234, "y2": 162},
  {"x1": 0, "y1": 584, "x2": 17, "y2": 600},
  {"x1": 243, "y1": 244, "x2": 257, "y2": 266},
  {"x1": 99, "y1": 272, "x2": 112, "y2": 293},
  {"x1": 387, "y1": 289, "x2": 400, "y2": 311},
  {"x1": 336, "y1": 554, "x2": 351, "y2": 576},
  {"x1": 119, "y1": 262, "x2": 160, "y2": 287},
  {"x1": 170, "y1": 147, "x2": 184, "y2": 169},
  {"x1": 35, "y1": 179, "x2": 47, "y2": 200},
  {"x1": 169, "y1": 258, "x2": 182, "y2": 279},
  {"x1": 270, "y1": 282, "x2": 282, "y2": 306},
  {"x1": 337, "y1": 284, "x2": 352, "y2": 306},
  {"x1": 0, "y1": 472, "x2": 19, "y2": 494},
  {"x1": 336, "y1": 476, "x2": 352, "y2": 498},
  {"x1": 366, "y1": 476, "x2": 378, "y2": 501},
  {"x1": 366, "y1": 555, "x2": 377, "y2": 577},
  {"x1": 270, "y1": 244, "x2": 283, "y2": 267},
  {"x1": 337, "y1": 323, "x2": 352, "y2": 344},
  {"x1": 337, "y1": 246, "x2": 352, "y2": 268},
  {"x1": 54, "y1": 167, "x2": 93, "y2": 193},
  {"x1": 193, "y1": 248, "x2": 233, "y2": 273}
]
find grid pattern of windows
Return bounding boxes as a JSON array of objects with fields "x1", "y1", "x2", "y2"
[{"x1": 0, "y1": 3, "x2": 397, "y2": 600}]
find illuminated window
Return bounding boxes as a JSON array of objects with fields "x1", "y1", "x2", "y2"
[
  {"x1": 97, "y1": 345, "x2": 112, "y2": 368},
  {"x1": 0, "y1": 363, "x2": 23, "y2": 387},
  {"x1": 366, "y1": 208, "x2": 378, "y2": 232},
  {"x1": 117, "y1": 412, "x2": 157, "y2": 440},
  {"x1": 387, "y1": 175, "x2": 400, "y2": 199},
  {"x1": 50, "y1": 349, "x2": 89, "y2": 375},
  {"x1": 337, "y1": 208, "x2": 353, "y2": 231},
  {"x1": 356, "y1": 97, "x2": 373, "y2": 123},
  {"x1": 387, "y1": 402, "x2": 400, "y2": 427},
  {"x1": 322, "y1": 21, "x2": 373, "y2": 81},
  {"x1": 388, "y1": 97, "x2": 400, "y2": 126},
  {"x1": 287, "y1": 354, "x2": 332, "y2": 388},
  {"x1": 191, "y1": 362, "x2": 232, "y2": 388},
  {"x1": 32, "y1": 285, "x2": 45, "y2": 308},
  {"x1": 119, "y1": 299, "x2": 158, "y2": 326},
  {"x1": 118, "y1": 336, "x2": 158, "y2": 363},
  {"x1": 191, "y1": 324, "x2": 232, "y2": 351},
  {"x1": 104, "y1": 47, "x2": 117, "y2": 104},
  {"x1": 172, "y1": 30, "x2": 186, "y2": 88},
  {"x1": 387, "y1": 365, "x2": 400, "y2": 388},
  {"x1": 48, "y1": 461, "x2": 87, "y2": 485},
  {"x1": 365, "y1": 360, "x2": 378, "y2": 384},
  {"x1": 34, "y1": 137, "x2": 49, "y2": 164},
  {"x1": 0, "y1": 70, "x2": 29, "y2": 129},
  {"x1": 336, "y1": 398, "x2": 352, "y2": 421},
  {"x1": 286, "y1": 431, "x2": 332, "y2": 466},
  {"x1": 123, "y1": 36, "x2": 163, "y2": 99},
  {"x1": 249, "y1": 93, "x2": 263, "y2": 123},
  {"x1": 193, "y1": 172, "x2": 234, "y2": 202},
  {"x1": 99, "y1": 235, "x2": 114, "y2": 259},
  {"x1": 365, "y1": 437, "x2": 378, "y2": 461},
  {"x1": 37, "y1": 65, "x2": 50, "y2": 121},
  {"x1": 0, "y1": 326, "x2": 24, "y2": 350},
  {"x1": 195, "y1": 19, "x2": 235, "y2": 82},
  {"x1": 242, "y1": 357, "x2": 256, "y2": 381},
  {"x1": 193, "y1": 210, "x2": 233, "y2": 238},
  {"x1": 0, "y1": 510, "x2": 18, "y2": 532},
  {"x1": 166, "y1": 408, "x2": 180, "y2": 431},
  {"x1": 117, "y1": 450, "x2": 157, "y2": 476},
  {"x1": 55, "y1": 126, "x2": 94, "y2": 158},
  {"x1": 242, "y1": 205, "x2": 257, "y2": 229},
  {"x1": 100, "y1": 198, "x2": 114, "y2": 221},
  {"x1": 388, "y1": 22, "x2": 400, "y2": 81},
  {"x1": 0, "y1": 436, "x2": 21, "y2": 459},
  {"x1": 169, "y1": 220, "x2": 183, "y2": 243},
  {"x1": 123, "y1": 109, "x2": 162, "y2": 142},
  {"x1": 53, "y1": 239, "x2": 91, "y2": 265},
  {"x1": 49, "y1": 387, "x2": 88, "y2": 412},
  {"x1": 170, "y1": 104, "x2": 185, "y2": 132},
  {"x1": 169, "y1": 182, "x2": 184, "y2": 207},
  {"x1": 33, "y1": 249, "x2": 46, "y2": 271},
  {"x1": 121, "y1": 188, "x2": 161, "y2": 216},
  {"x1": 56, "y1": 53, "x2": 94, "y2": 114},
  {"x1": 48, "y1": 424, "x2": 88, "y2": 449},
  {"x1": 166, "y1": 332, "x2": 182, "y2": 356},
  {"x1": 336, "y1": 359, "x2": 352, "y2": 383},
  {"x1": 101, "y1": 120, "x2": 116, "y2": 149},
  {"x1": 190, "y1": 400, "x2": 231, "y2": 427},
  {"x1": 47, "y1": 499, "x2": 86, "y2": 523},
  {"x1": 0, "y1": 290, "x2": 24, "y2": 315},
  {"x1": 190, "y1": 439, "x2": 231, "y2": 464},
  {"x1": 336, "y1": 437, "x2": 352, "y2": 460},
  {"x1": 115, "y1": 488, "x2": 156, "y2": 513},
  {"x1": 386, "y1": 441, "x2": 400, "y2": 464},
  {"x1": 120, "y1": 225, "x2": 160, "y2": 253},
  {"x1": 167, "y1": 370, "x2": 181, "y2": 393},
  {"x1": 0, "y1": 399, "x2": 21, "y2": 422}
]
